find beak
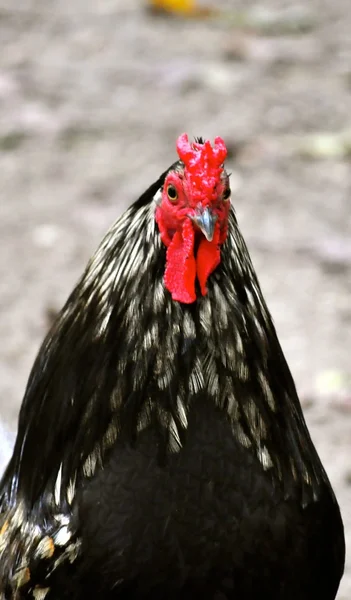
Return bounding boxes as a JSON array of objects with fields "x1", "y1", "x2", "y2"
[{"x1": 190, "y1": 207, "x2": 218, "y2": 242}]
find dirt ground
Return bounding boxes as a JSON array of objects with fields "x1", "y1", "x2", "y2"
[{"x1": 0, "y1": 0, "x2": 350, "y2": 596}]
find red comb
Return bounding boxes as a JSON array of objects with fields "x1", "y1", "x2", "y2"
[{"x1": 176, "y1": 134, "x2": 227, "y2": 204}]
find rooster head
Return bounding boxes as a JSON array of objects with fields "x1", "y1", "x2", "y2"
[{"x1": 155, "y1": 133, "x2": 231, "y2": 304}]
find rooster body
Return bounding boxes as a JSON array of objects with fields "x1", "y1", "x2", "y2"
[{"x1": 0, "y1": 135, "x2": 344, "y2": 599}]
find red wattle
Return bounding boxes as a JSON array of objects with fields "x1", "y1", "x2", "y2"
[
  {"x1": 164, "y1": 220, "x2": 196, "y2": 303},
  {"x1": 196, "y1": 224, "x2": 221, "y2": 296}
]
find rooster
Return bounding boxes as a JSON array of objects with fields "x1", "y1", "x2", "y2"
[{"x1": 0, "y1": 134, "x2": 345, "y2": 599}]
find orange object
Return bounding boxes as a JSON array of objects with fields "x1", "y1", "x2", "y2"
[
  {"x1": 149, "y1": 0, "x2": 196, "y2": 14},
  {"x1": 148, "y1": 0, "x2": 217, "y2": 17}
]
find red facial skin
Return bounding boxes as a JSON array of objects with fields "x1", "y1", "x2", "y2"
[{"x1": 155, "y1": 134, "x2": 230, "y2": 304}]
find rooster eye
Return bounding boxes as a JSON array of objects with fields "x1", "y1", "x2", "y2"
[
  {"x1": 223, "y1": 187, "x2": 231, "y2": 201},
  {"x1": 167, "y1": 184, "x2": 178, "y2": 203}
]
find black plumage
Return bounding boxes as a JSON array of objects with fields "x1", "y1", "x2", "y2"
[{"x1": 0, "y1": 141, "x2": 344, "y2": 599}]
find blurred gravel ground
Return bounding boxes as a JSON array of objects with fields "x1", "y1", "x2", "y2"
[{"x1": 0, "y1": 1, "x2": 350, "y2": 596}]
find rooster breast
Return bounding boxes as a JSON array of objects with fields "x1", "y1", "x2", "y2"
[{"x1": 75, "y1": 394, "x2": 342, "y2": 600}]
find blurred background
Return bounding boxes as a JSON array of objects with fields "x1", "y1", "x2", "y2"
[{"x1": 0, "y1": 0, "x2": 350, "y2": 596}]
